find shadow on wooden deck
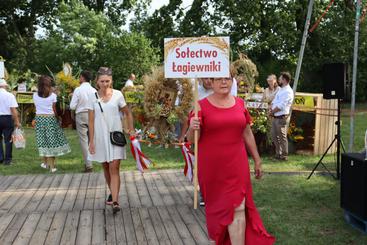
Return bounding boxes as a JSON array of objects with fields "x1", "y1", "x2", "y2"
[{"x1": 0, "y1": 170, "x2": 208, "y2": 245}]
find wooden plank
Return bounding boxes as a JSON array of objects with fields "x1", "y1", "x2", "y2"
[
  {"x1": 0, "y1": 175, "x2": 37, "y2": 211},
  {"x1": 133, "y1": 172, "x2": 153, "y2": 207},
  {"x1": 24, "y1": 175, "x2": 54, "y2": 213},
  {"x1": 48, "y1": 174, "x2": 73, "y2": 212},
  {"x1": 73, "y1": 174, "x2": 89, "y2": 210},
  {"x1": 92, "y1": 209, "x2": 105, "y2": 245},
  {"x1": 106, "y1": 208, "x2": 118, "y2": 245},
  {"x1": 314, "y1": 95, "x2": 322, "y2": 154},
  {"x1": 152, "y1": 172, "x2": 175, "y2": 206},
  {"x1": 164, "y1": 171, "x2": 193, "y2": 206},
  {"x1": 160, "y1": 171, "x2": 184, "y2": 205},
  {"x1": 44, "y1": 212, "x2": 68, "y2": 245},
  {"x1": 139, "y1": 208, "x2": 159, "y2": 245},
  {"x1": 61, "y1": 174, "x2": 83, "y2": 211},
  {"x1": 29, "y1": 212, "x2": 55, "y2": 245},
  {"x1": 156, "y1": 206, "x2": 184, "y2": 245},
  {"x1": 122, "y1": 207, "x2": 138, "y2": 244},
  {"x1": 147, "y1": 207, "x2": 171, "y2": 245},
  {"x1": 12, "y1": 213, "x2": 42, "y2": 245},
  {"x1": 0, "y1": 175, "x2": 19, "y2": 191},
  {"x1": 75, "y1": 210, "x2": 93, "y2": 245},
  {"x1": 174, "y1": 172, "x2": 207, "y2": 218},
  {"x1": 59, "y1": 211, "x2": 80, "y2": 245},
  {"x1": 36, "y1": 175, "x2": 63, "y2": 212},
  {"x1": 10, "y1": 175, "x2": 46, "y2": 213},
  {"x1": 176, "y1": 205, "x2": 208, "y2": 243},
  {"x1": 143, "y1": 173, "x2": 164, "y2": 206},
  {"x1": 167, "y1": 206, "x2": 196, "y2": 244},
  {"x1": 0, "y1": 213, "x2": 15, "y2": 238},
  {"x1": 0, "y1": 175, "x2": 30, "y2": 208},
  {"x1": 131, "y1": 207, "x2": 147, "y2": 244},
  {"x1": 0, "y1": 176, "x2": 12, "y2": 190},
  {"x1": 83, "y1": 173, "x2": 98, "y2": 210},
  {"x1": 124, "y1": 172, "x2": 141, "y2": 208},
  {"x1": 93, "y1": 173, "x2": 106, "y2": 210},
  {"x1": 119, "y1": 172, "x2": 129, "y2": 208},
  {"x1": 0, "y1": 213, "x2": 27, "y2": 244}
]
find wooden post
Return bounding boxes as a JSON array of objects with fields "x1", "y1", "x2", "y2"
[{"x1": 193, "y1": 78, "x2": 199, "y2": 209}]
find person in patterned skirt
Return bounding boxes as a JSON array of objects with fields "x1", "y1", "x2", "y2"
[{"x1": 33, "y1": 75, "x2": 71, "y2": 172}]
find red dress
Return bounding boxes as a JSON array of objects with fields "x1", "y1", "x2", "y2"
[{"x1": 196, "y1": 97, "x2": 275, "y2": 245}]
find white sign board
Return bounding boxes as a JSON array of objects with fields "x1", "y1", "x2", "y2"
[
  {"x1": 0, "y1": 61, "x2": 4, "y2": 78},
  {"x1": 164, "y1": 37, "x2": 230, "y2": 78},
  {"x1": 247, "y1": 101, "x2": 268, "y2": 109}
]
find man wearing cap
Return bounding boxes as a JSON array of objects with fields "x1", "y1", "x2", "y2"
[
  {"x1": 70, "y1": 70, "x2": 96, "y2": 172},
  {"x1": 0, "y1": 79, "x2": 20, "y2": 165}
]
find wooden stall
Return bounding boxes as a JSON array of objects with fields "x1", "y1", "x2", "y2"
[{"x1": 292, "y1": 92, "x2": 337, "y2": 155}]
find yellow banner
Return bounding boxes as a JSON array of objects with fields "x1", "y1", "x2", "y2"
[
  {"x1": 293, "y1": 95, "x2": 314, "y2": 108},
  {"x1": 16, "y1": 92, "x2": 34, "y2": 104},
  {"x1": 124, "y1": 91, "x2": 144, "y2": 104}
]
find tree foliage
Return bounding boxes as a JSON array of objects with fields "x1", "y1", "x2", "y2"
[{"x1": 1, "y1": 0, "x2": 367, "y2": 100}]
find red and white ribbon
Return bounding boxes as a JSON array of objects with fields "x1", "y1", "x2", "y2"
[
  {"x1": 181, "y1": 143, "x2": 195, "y2": 182},
  {"x1": 130, "y1": 136, "x2": 153, "y2": 173}
]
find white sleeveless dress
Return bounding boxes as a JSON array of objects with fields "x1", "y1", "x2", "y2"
[{"x1": 87, "y1": 89, "x2": 127, "y2": 163}]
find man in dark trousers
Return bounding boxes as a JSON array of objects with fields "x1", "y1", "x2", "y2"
[{"x1": 0, "y1": 79, "x2": 20, "y2": 165}]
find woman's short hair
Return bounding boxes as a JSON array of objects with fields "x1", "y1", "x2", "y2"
[
  {"x1": 80, "y1": 70, "x2": 93, "y2": 82},
  {"x1": 280, "y1": 72, "x2": 291, "y2": 83}
]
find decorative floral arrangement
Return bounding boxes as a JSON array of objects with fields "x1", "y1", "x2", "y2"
[
  {"x1": 122, "y1": 85, "x2": 146, "y2": 129},
  {"x1": 7, "y1": 69, "x2": 38, "y2": 91},
  {"x1": 232, "y1": 53, "x2": 259, "y2": 97},
  {"x1": 248, "y1": 108, "x2": 268, "y2": 134},
  {"x1": 143, "y1": 66, "x2": 193, "y2": 145},
  {"x1": 288, "y1": 123, "x2": 305, "y2": 143},
  {"x1": 142, "y1": 126, "x2": 158, "y2": 146},
  {"x1": 47, "y1": 64, "x2": 80, "y2": 113}
]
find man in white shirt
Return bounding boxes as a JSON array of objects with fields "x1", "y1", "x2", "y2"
[
  {"x1": 70, "y1": 71, "x2": 96, "y2": 172},
  {"x1": 269, "y1": 72, "x2": 294, "y2": 161},
  {"x1": 124, "y1": 73, "x2": 135, "y2": 87},
  {"x1": 0, "y1": 79, "x2": 20, "y2": 165}
]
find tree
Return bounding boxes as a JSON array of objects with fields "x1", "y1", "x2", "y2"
[
  {"x1": 32, "y1": 0, "x2": 159, "y2": 89},
  {"x1": 0, "y1": 0, "x2": 59, "y2": 70}
]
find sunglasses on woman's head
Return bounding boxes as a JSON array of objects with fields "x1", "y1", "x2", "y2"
[{"x1": 98, "y1": 67, "x2": 112, "y2": 76}]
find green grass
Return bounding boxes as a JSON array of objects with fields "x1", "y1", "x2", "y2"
[
  {"x1": 1, "y1": 111, "x2": 365, "y2": 175},
  {"x1": 252, "y1": 174, "x2": 367, "y2": 244},
  {"x1": 341, "y1": 112, "x2": 366, "y2": 151}
]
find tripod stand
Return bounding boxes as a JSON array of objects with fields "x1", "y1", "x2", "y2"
[{"x1": 307, "y1": 99, "x2": 345, "y2": 180}]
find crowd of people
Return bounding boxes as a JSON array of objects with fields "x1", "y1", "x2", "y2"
[{"x1": 0, "y1": 66, "x2": 295, "y2": 243}]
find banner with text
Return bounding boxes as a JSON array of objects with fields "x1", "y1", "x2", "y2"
[{"x1": 164, "y1": 37, "x2": 230, "y2": 78}]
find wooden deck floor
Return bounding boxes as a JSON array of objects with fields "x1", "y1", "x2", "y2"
[{"x1": 0, "y1": 170, "x2": 208, "y2": 245}]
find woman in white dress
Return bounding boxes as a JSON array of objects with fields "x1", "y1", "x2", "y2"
[{"x1": 87, "y1": 67, "x2": 135, "y2": 213}]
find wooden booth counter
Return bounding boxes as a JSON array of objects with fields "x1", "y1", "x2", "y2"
[{"x1": 292, "y1": 92, "x2": 337, "y2": 155}]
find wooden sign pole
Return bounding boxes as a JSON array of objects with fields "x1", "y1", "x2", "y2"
[{"x1": 193, "y1": 78, "x2": 199, "y2": 209}]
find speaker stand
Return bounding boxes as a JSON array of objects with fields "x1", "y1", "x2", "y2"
[{"x1": 307, "y1": 99, "x2": 345, "y2": 180}]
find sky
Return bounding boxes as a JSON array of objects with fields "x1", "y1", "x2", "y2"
[{"x1": 150, "y1": 0, "x2": 193, "y2": 13}]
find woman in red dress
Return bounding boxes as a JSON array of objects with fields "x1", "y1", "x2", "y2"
[{"x1": 187, "y1": 77, "x2": 275, "y2": 245}]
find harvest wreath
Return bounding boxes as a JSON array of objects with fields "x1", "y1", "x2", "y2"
[{"x1": 143, "y1": 66, "x2": 193, "y2": 145}]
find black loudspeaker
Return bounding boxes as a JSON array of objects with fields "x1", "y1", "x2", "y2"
[
  {"x1": 323, "y1": 63, "x2": 346, "y2": 99},
  {"x1": 341, "y1": 153, "x2": 367, "y2": 219}
]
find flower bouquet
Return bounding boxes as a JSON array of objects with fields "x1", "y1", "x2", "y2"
[{"x1": 288, "y1": 123, "x2": 304, "y2": 143}]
